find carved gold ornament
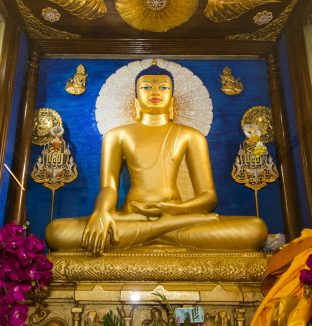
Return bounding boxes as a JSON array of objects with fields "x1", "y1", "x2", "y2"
[
  {"x1": 227, "y1": 0, "x2": 298, "y2": 41},
  {"x1": 96, "y1": 59, "x2": 213, "y2": 137},
  {"x1": 47, "y1": 248, "x2": 267, "y2": 282},
  {"x1": 253, "y1": 10, "x2": 273, "y2": 25},
  {"x1": 220, "y1": 66, "x2": 243, "y2": 95},
  {"x1": 204, "y1": 0, "x2": 279, "y2": 22},
  {"x1": 16, "y1": 0, "x2": 80, "y2": 39},
  {"x1": 232, "y1": 134, "x2": 279, "y2": 191},
  {"x1": 65, "y1": 64, "x2": 88, "y2": 95},
  {"x1": 241, "y1": 106, "x2": 274, "y2": 143},
  {"x1": 31, "y1": 126, "x2": 78, "y2": 221},
  {"x1": 31, "y1": 126, "x2": 78, "y2": 192},
  {"x1": 41, "y1": 7, "x2": 61, "y2": 22},
  {"x1": 32, "y1": 108, "x2": 63, "y2": 145},
  {"x1": 232, "y1": 116, "x2": 278, "y2": 216},
  {"x1": 115, "y1": 0, "x2": 198, "y2": 32},
  {"x1": 48, "y1": 0, "x2": 107, "y2": 20},
  {"x1": 29, "y1": 307, "x2": 68, "y2": 326}
]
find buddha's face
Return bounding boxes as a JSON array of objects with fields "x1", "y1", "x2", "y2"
[{"x1": 136, "y1": 74, "x2": 173, "y2": 115}]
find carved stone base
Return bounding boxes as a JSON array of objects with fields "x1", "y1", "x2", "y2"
[{"x1": 27, "y1": 248, "x2": 269, "y2": 325}]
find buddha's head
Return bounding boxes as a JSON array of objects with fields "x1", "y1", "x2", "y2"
[{"x1": 135, "y1": 60, "x2": 174, "y2": 119}]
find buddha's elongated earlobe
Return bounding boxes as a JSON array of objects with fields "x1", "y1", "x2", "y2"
[
  {"x1": 134, "y1": 98, "x2": 142, "y2": 122},
  {"x1": 169, "y1": 97, "x2": 174, "y2": 121}
]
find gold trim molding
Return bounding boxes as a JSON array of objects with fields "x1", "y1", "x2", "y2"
[
  {"x1": 226, "y1": 0, "x2": 298, "y2": 41},
  {"x1": 16, "y1": 0, "x2": 81, "y2": 39},
  {"x1": 47, "y1": 247, "x2": 269, "y2": 282}
]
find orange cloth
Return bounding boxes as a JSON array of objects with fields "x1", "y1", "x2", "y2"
[
  {"x1": 262, "y1": 229, "x2": 312, "y2": 295},
  {"x1": 251, "y1": 248, "x2": 312, "y2": 325}
]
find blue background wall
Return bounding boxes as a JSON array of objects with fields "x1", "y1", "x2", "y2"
[
  {"x1": 26, "y1": 58, "x2": 284, "y2": 241},
  {"x1": 0, "y1": 31, "x2": 29, "y2": 226}
]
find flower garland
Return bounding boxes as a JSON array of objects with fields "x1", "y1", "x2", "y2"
[
  {"x1": 0, "y1": 223, "x2": 53, "y2": 326},
  {"x1": 300, "y1": 254, "x2": 312, "y2": 299}
]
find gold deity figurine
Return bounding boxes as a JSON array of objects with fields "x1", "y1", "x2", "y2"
[
  {"x1": 65, "y1": 64, "x2": 88, "y2": 95},
  {"x1": 46, "y1": 61, "x2": 267, "y2": 256},
  {"x1": 220, "y1": 66, "x2": 243, "y2": 95}
]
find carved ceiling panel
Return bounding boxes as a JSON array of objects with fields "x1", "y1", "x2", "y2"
[{"x1": 12, "y1": 0, "x2": 299, "y2": 41}]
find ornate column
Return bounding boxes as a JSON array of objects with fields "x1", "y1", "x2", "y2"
[
  {"x1": 5, "y1": 41, "x2": 40, "y2": 225},
  {"x1": 267, "y1": 50, "x2": 301, "y2": 240}
]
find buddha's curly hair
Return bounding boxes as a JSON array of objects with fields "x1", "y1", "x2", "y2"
[{"x1": 135, "y1": 65, "x2": 174, "y2": 97}]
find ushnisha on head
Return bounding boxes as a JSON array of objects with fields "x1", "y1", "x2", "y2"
[{"x1": 135, "y1": 60, "x2": 175, "y2": 120}]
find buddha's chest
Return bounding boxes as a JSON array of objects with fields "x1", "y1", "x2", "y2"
[{"x1": 122, "y1": 126, "x2": 185, "y2": 170}]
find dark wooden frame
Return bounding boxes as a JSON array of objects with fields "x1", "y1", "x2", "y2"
[
  {"x1": 0, "y1": 1, "x2": 22, "y2": 186},
  {"x1": 38, "y1": 38, "x2": 273, "y2": 56},
  {"x1": 284, "y1": 0, "x2": 312, "y2": 223}
]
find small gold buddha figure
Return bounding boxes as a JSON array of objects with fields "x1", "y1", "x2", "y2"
[
  {"x1": 220, "y1": 66, "x2": 243, "y2": 96},
  {"x1": 65, "y1": 64, "x2": 88, "y2": 95},
  {"x1": 46, "y1": 62, "x2": 268, "y2": 255}
]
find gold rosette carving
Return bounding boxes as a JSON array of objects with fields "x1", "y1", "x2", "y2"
[
  {"x1": 115, "y1": 0, "x2": 199, "y2": 32},
  {"x1": 48, "y1": 0, "x2": 107, "y2": 20},
  {"x1": 204, "y1": 0, "x2": 279, "y2": 22}
]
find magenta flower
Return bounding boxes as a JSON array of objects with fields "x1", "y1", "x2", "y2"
[
  {"x1": 4, "y1": 236, "x2": 26, "y2": 253},
  {"x1": 26, "y1": 267, "x2": 41, "y2": 281},
  {"x1": 26, "y1": 234, "x2": 45, "y2": 254},
  {"x1": 0, "y1": 261, "x2": 20, "y2": 281},
  {"x1": 0, "y1": 296, "x2": 7, "y2": 315},
  {"x1": 40, "y1": 270, "x2": 53, "y2": 286},
  {"x1": 35, "y1": 256, "x2": 53, "y2": 271},
  {"x1": 0, "y1": 224, "x2": 24, "y2": 239},
  {"x1": 9, "y1": 304, "x2": 28, "y2": 326},
  {"x1": 300, "y1": 269, "x2": 312, "y2": 287},
  {"x1": 306, "y1": 254, "x2": 312, "y2": 270},
  {"x1": 0, "y1": 223, "x2": 53, "y2": 325},
  {"x1": 4, "y1": 285, "x2": 26, "y2": 304}
]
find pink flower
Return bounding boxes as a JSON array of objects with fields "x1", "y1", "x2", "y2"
[
  {"x1": 4, "y1": 237, "x2": 26, "y2": 252},
  {"x1": 306, "y1": 254, "x2": 312, "y2": 270},
  {"x1": 0, "y1": 296, "x2": 7, "y2": 316},
  {"x1": 26, "y1": 234, "x2": 45, "y2": 254},
  {"x1": 0, "y1": 223, "x2": 53, "y2": 325},
  {"x1": 0, "y1": 224, "x2": 24, "y2": 240},
  {"x1": 4, "y1": 285, "x2": 26, "y2": 304},
  {"x1": 39, "y1": 270, "x2": 53, "y2": 286},
  {"x1": 9, "y1": 304, "x2": 28, "y2": 326},
  {"x1": 15, "y1": 249, "x2": 30, "y2": 268},
  {"x1": 26, "y1": 267, "x2": 41, "y2": 281},
  {"x1": 300, "y1": 269, "x2": 312, "y2": 287},
  {"x1": 35, "y1": 256, "x2": 53, "y2": 271},
  {"x1": 0, "y1": 260, "x2": 20, "y2": 281}
]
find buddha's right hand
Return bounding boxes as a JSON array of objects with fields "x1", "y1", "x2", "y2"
[{"x1": 82, "y1": 211, "x2": 120, "y2": 256}]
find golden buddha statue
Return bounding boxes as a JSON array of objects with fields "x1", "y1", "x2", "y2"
[{"x1": 46, "y1": 62, "x2": 268, "y2": 256}]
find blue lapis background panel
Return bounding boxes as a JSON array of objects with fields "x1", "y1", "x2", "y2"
[{"x1": 26, "y1": 58, "x2": 284, "y2": 241}]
